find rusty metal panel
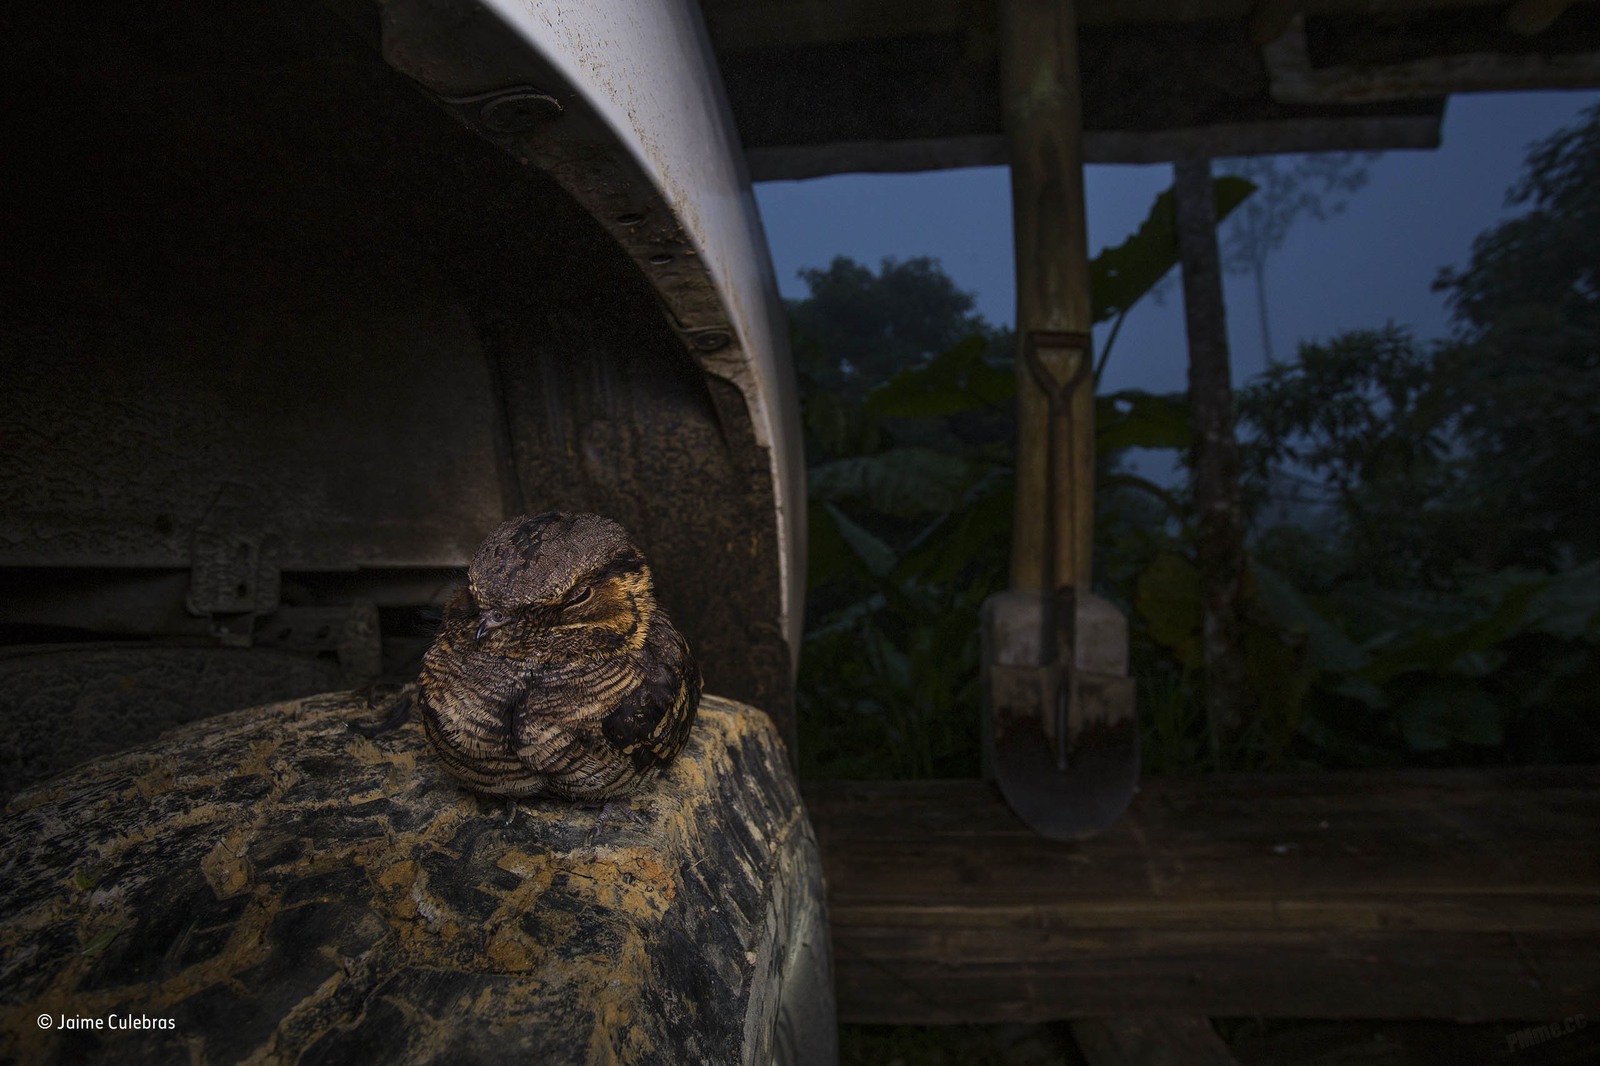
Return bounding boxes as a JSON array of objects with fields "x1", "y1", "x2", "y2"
[
  {"x1": 0, "y1": 315, "x2": 507, "y2": 572},
  {"x1": 2, "y1": 0, "x2": 802, "y2": 748}
]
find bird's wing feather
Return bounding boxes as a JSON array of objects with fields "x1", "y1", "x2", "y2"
[{"x1": 600, "y1": 617, "x2": 701, "y2": 773}]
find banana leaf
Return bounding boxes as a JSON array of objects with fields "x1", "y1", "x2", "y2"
[
  {"x1": 808, "y1": 447, "x2": 994, "y2": 518},
  {"x1": 1092, "y1": 175, "x2": 1256, "y2": 322}
]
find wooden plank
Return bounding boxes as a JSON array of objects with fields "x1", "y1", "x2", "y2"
[
  {"x1": 1072, "y1": 1018, "x2": 1241, "y2": 1066},
  {"x1": 802, "y1": 769, "x2": 1600, "y2": 1023},
  {"x1": 741, "y1": 115, "x2": 1444, "y2": 181},
  {"x1": 699, "y1": 0, "x2": 1526, "y2": 52},
  {"x1": 1505, "y1": 0, "x2": 1579, "y2": 35},
  {"x1": 1002, "y1": 0, "x2": 1096, "y2": 595}
]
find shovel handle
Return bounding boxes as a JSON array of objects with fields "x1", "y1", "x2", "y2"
[
  {"x1": 1022, "y1": 329, "x2": 1091, "y2": 639},
  {"x1": 1024, "y1": 331, "x2": 1091, "y2": 773}
]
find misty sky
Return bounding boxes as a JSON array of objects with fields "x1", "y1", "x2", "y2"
[{"x1": 753, "y1": 89, "x2": 1600, "y2": 406}]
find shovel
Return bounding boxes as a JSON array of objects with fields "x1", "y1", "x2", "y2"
[{"x1": 980, "y1": 331, "x2": 1139, "y2": 841}]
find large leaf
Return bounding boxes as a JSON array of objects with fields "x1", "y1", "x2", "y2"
[
  {"x1": 1099, "y1": 473, "x2": 1187, "y2": 525},
  {"x1": 1135, "y1": 552, "x2": 1204, "y2": 670},
  {"x1": 821, "y1": 502, "x2": 897, "y2": 578},
  {"x1": 1253, "y1": 562, "x2": 1371, "y2": 674},
  {"x1": 809, "y1": 447, "x2": 992, "y2": 517},
  {"x1": 806, "y1": 495, "x2": 858, "y2": 589},
  {"x1": 862, "y1": 621, "x2": 913, "y2": 691},
  {"x1": 1297, "y1": 715, "x2": 1405, "y2": 768},
  {"x1": 805, "y1": 593, "x2": 886, "y2": 639},
  {"x1": 1519, "y1": 560, "x2": 1600, "y2": 641},
  {"x1": 1244, "y1": 617, "x2": 1311, "y2": 757},
  {"x1": 896, "y1": 471, "x2": 1015, "y2": 586},
  {"x1": 1096, "y1": 390, "x2": 1191, "y2": 452},
  {"x1": 1358, "y1": 578, "x2": 1546, "y2": 684},
  {"x1": 865, "y1": 334, "x2": 1013, "y2": 417},
  {"x1": 805, "y1": 388, "x2": 880, "y2": 459},
  {"x1": 1330, "y1": 582, "x2": 1490, "y2": 636},
  {"x1": 1398, "y1": 683, "x2": 1504, "y2": 750},
  {"x1": 1090, "y1": 176, "x2": 1256, "y2": 323}
]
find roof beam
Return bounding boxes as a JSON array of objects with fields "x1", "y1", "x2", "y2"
[
  {"x1": 698, "y1": 0, "x2": 1567, "y2": 52},
  {"x1": 703, "y1": 0, "x2": 1598, "y2": 175},
  {"x1": 1263, "y1": 10, "x2": 1600, "y2": 101},
  {"x1": 745, "y1": 112, "x2": 1441, "y2": 180},
  {"x1": 1505, "y1": 0, "x2": 1581, "y2": 34}
]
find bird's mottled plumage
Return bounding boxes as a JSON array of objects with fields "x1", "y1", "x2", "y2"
[{"x1": 419, "y1": 512, "x2": 701, "y2": 802}]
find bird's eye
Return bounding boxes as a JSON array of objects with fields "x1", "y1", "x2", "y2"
[
  {"x1": 566, "y1": 586, "x2": 593, "y2": 608},
  {"x1": 474, "y1": 607, "x2": 511, "y2": 642}
]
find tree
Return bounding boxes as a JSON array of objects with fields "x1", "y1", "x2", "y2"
[
  {"x1": 787, "y1": 256, "x2": 994, "y2": 401},
  {"x1": 1218, "y1": 153, "x2": 1376, "y2": 364},
  {"x1": 1432, "y1": 103, "x2": 1600, "y2": 572},
  {"x1": 1174, "y1": 158, "x2": 1249, "y2": 766},
  {"x1": 785, "y1": 181, "x2": 1263, "y2": 779},
  {"x1": 1239, "y1": 107, "x2": 1600, "y2": 582},
  {"x1": 1228, "y1": 107, "x2": 1600, "y2": 769},
  {"x1": 1237, "y1": 326, "x2": 1467, "y2": 589}
]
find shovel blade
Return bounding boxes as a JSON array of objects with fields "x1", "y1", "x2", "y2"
[{"x1": 981, "y1": 591, "x2": 1140, "y2": 841}]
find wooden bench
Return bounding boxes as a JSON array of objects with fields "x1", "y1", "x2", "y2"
[{"x1": 805, "y1": 767, "x2": 1600, "y2": 1024}]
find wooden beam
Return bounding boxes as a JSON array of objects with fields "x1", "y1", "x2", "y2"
[
  {"x1": 802, "y1": 768, "x2": 1600, "y2": 1024},
  {"x1": 717, "y1": 19, "x2": 1453, "y2": 181},
  {"x1": 1504, "y1": 0, "x2": 1579, "y2": 34},
  {"x1": 1262, "y1": 11, "x2": 1600, "y2": 103},
  {"x1": 1071, "y1": 1018, "x2": 1242, "y2": 1066},
  {"x1": 699, "y1": 0, "x2": 1568, "y2": 51},
  {"x1": 741, "y1": 115, "x2": 1443, "y2": 181},
  {"x1": 1002, "y1": 0, "x2": 1095, "y2": 593}
]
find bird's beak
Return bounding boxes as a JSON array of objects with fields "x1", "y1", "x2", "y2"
[{"x1": 475, "y1": 618, "x2": 491, "y2": 643}]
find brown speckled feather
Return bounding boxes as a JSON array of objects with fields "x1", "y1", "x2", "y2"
[{"x1": 418, "y1": 512, "x2": 702, "y2": 801}]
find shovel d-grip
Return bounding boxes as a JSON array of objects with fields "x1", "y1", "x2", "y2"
[{"x1": 981, "y1": 331, "x2": 1139, "y2": 841}]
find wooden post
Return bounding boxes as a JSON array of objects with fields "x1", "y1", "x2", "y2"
[
  {"x1": 987, "y1": 0, "x2": 1137, "y2": 845},
  {"x1": 1001, "y1": 0, "x2": 1094, "y2": 595},
  {"x1": 1173, "y1": 157, "x2": 1249, "y2": 764}
]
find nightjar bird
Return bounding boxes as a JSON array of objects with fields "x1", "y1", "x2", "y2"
[{"x1": 418, "y1": 512, "x2": 701, "y2": 809}]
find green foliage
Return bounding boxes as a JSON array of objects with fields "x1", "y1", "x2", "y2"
[
  {"x1": 1092, "y1": 174, "x2": 1257, "y2": 382},
  {"x1": 866, "y1": 335, "x2": 1015, "y2": 417},
  {"x1": 1436, "y1": 102, "x2": 1600, "y2": 336},
  {"x1": 1091, "y1": 175, "x2": 1255, "y2": 321},
  {"x1": 791, "y1": 113, "x2": 1600, "y2": 781},
  {"x1": 1136, "y1": 554, "x2": 1204, "y2": 670},
  {"x1": 1226, "y1": 103, "x2": 1600, "y2": 767},
  {"x1": 1241, "y1": 560, "x2": 1600, "y2": 766},
  {"x1": 791, "y1": 183, "x2": 1261, "y2": 781},
  {"x1": 1237, "y1": 326, "x2": 1465, "y2": 587},
  {"x1": 789, "y1": 256, "x2": 995, "y2": 401},
  {"x1": 1123, "y1": 550, "x2": 1313, "y2": 772},
  {"x1": 1428, "y1": 103, "x2": 1600, "y2": 571},
  {"x1": 1217, "y1": 153, "x2": 1377, "y2": 363},
  {"x1": 809, "y1": 450, "x2": 994, "y2": 521},
  {"x1": 1096, "y1": 390, "x2": 1192, "y2": 453},
  {"x1": 798, "y1": 457, "x2": 1010, "y2": 780}
]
